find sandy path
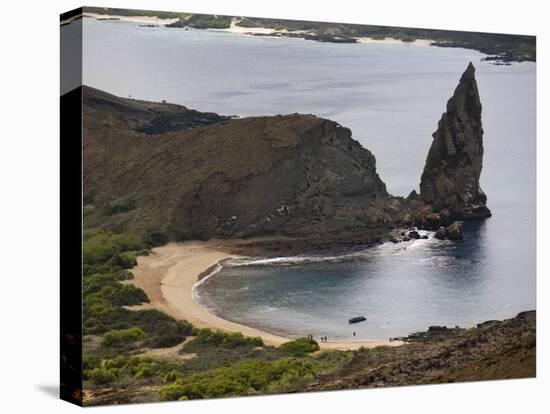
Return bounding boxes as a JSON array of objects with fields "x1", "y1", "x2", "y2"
[{"x1": 131, "y1": 241, "x2": 402, "y2": 350}]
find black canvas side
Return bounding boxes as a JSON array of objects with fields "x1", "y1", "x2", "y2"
[
  {"x1": 60, "y1": 11, "x2": 83, "y2": 406},
  {"x1": 60, "y1": 86, "x2": 83, "y2": 406},
  {"x1": 60, "y1": 6, "x2": 83, "y2": 23}
]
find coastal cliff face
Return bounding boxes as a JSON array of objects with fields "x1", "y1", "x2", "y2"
[
  {"x1": 170, "y1": 116, "x2": 401, "y2": 239},
  {"x1": 419, "y1": 63, "x2": 491, "y2": 220},
  {"x1": 83, "y1": 63, "x2": 490, "y2": 242},
  {"x1": 83, "y1": 86, "x2": 402, "y2": 240}
]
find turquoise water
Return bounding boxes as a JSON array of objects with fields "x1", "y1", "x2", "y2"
[{"x1": 81, "y1": 19, "x2": 536, "y2": 340}]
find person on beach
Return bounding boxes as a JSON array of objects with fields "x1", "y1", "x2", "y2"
[{"x1": 353, "y1": 331, "x2": 356, "y2": 337}]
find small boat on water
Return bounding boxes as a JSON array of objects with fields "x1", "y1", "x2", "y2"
[{"x1": 348, "y1": 316, "x2": 367, "y2": 324}]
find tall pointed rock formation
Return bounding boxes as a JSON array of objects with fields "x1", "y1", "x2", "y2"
[{"x1": 419, "y1": 62, "x2": 491, "y2": 220}]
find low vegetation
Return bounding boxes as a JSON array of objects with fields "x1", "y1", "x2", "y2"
[
  {"x1": 158, "y1": 358, "x2": 319, "y2": 400},
  {"x1": 82, "y1": 227, "x2": 351, "y2": 404},
  {"x1": 168, "y1": 14, "x2": 231, "y2": 29},
  {"x1": 101, "y1": 327, "x2": 147, "y2": 348},
  {"x1": 83, "y1": 228, "x2": 192, "y2": 355},
  {"x1": 85, "y1": 6, "x2": 188, "y2": 20},
  {"x1": 186, "y1": 14, "x2": 231, "y2": 29},
  {"x1": 279, "y1": 337, "x2": 320, "y2": 355},
  {"x1": 81, "y1": 227, "x2": 535, "y2": 405},
  {"x1": 104, "y1": 196, "x2": 137, "y2": 216},
  {"x1": 185, "y1": 328, "x2": 263, "y2": 349}
]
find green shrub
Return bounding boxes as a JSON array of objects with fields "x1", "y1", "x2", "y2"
[
  {"x1": 147, "y1": 331, "x2": 186, "y2": 348},
  {"x1": 159, "y1": 382, "x2": 188, "y2": 401},
  {"x1": 400, "y1": 35, "x2": 415, "y2": 42},
  {"x1": 103, "y1": 355, "x2": 128, "y2": 370},
  {"x1": 87, "y1": 283, "x2": 148, "y2": 308},
  {"x1": 164, "y1": 370, "x2": 181, "y2": 383},
  {"x1": 371, "y1": 345, "x2": 390, "y2": 353},
  {"x1": 143, "y1": 228, "x2": 169, "y2": 247},
  {"x1": 114, "y1": 270, "x2": 133, "y2": 281},
  {"x1": 110, "y1": 251, "x2": 138, "y2": 268},
  {"x1": 129, "y1": 310, "x2": 193, "y2": 348},
  {"x1": 159, "y1": 358, "x2": 319, "y2": 400},
  {"x1": 88, "y1": 367, "x2": 118, "y2": 385},
  {"x1": 279, "y1": 338, "x2": 320, "y2": 355},
  {"x1": 83, "y1": 353, "x2": 101, "y2": 372},
  {"x1": 312, "y1": 350, "x2": 354, "y2": 372},
  {"x1": 84, "y1": 307, "x2": 191, "y2": 347},
  {"x1": 114, "y1": 283, "x2": 148, "y2": 306},
  {"x1": 186, "y1": 329, "x2": 263, "y2": 350},
  {"x1": 104, "y1": 197, "x2": 136, "y2": 216},
  {"x1": 101, "y1": 327, "x2": 147, "y2": 347},
  {"x1": 83, "y1": 229, "x2": 144, "y2": 266},
  {"x1": 235, "y1": 18, "x2": 260, "y2": 28},
  {"x1": 83, "y1": 262, "x2": 123, "y2": 277},
  {"x1": 186, "y1": 14, "x2": 231, "y2": 29},
  {"x1": 102, "y1": 355, "x2": 178, "y2": 381}
]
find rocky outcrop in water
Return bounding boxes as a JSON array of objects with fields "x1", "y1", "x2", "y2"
[
  {"x1": 419, "y1": 62, "x2": 491, "y2": 221},
  {"x1": 83, "y1": 63, "x2": 491, "y2": 243}
]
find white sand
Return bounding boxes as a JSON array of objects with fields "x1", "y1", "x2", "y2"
[
  {"x1": 83, "y1": 12, "x2": 179, "y2": 25},
  {"x1": 130, "y1": 241, "x2": 403, "y2": 350},
  {"x1": 357, "y1": 37, "x2": 434, "y2": 46},
  {"x1": 212, "y1": 19, "x2": 433, "y2": 47},
  {"x1": 208, "y1": 18, "x2": 309, "y2": 37},
  {"x1": 77, "y1": 14, "x2": 434, "y2": 47}
]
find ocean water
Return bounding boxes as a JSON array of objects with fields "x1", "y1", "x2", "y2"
[{"x1": 80, "y1": 19, "x2": 536, "y2": 340}]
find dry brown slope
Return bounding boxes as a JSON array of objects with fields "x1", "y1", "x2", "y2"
[
  {"x1": 83, "y1": 86, "x2": 402, "y2": 240},
  {"x1": 302, "y1": 311, "x2": 535, "y2": 391}
]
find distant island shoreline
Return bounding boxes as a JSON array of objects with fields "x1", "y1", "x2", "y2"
[
  {"x1": 61, "y1": 8, "x2": 536, "y2": 63},
  {"x1": 81, "y1": 12, "x2": 436, "y2": 47}
]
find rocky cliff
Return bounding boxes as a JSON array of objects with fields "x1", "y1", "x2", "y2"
[
  {"x1": 83, "y1": 63, "x2": 490, "y2": 242},
  {"x1": 83, "y1": 86, "x2": 405, "y2": 241},
  {"x1": 419, "y1": 62, "x2": 491, "y2": 220}
]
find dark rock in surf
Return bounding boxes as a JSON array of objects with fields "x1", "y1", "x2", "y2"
[
  {"x1": 423, "y1": 213, "x2": 442, "y2": 230},
  {"x1": 445, "y1": 222, "x2": 464, "y2": 240},
  {"x1": 434, "y1": 227, "x2": 447, "y2": 240}
]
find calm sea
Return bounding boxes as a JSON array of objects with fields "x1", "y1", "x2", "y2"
[{"x1": 80, "y1": 18, "x2": 536, "y2": 340}]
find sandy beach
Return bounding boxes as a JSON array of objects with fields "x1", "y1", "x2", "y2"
[
  {"x1": 357, "y1": 37, "x2": 434, "y2": 46},
  {"x1": 213, "y1": 20, "x2": 434, "y2": 46},
  {"x1": 209, "y1": 18, "x2": 309, "y2": 36},
  {"x1": 82, "y1": 12, "x2": 179, "y2": 25},
  {"x1": 78, "y1": 14, "x2": 433, "y2": 47},
  {"x1": 130, "y1": 241, "x2": 403, "y2": 350}
]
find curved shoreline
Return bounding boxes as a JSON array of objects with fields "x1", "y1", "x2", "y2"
[
  {"x1": 80, "y1": 14, "x2": 433, "y2": 47},
  {"x1": 130, "y1": 241, "x2": 403, "y2": 350}
]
